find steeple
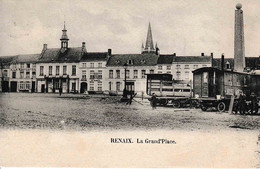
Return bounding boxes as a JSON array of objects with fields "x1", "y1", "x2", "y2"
[
  {"x1": 142, "y1": 22, "x2": 156, "y2": 54},
  {"x1": 60, "y1": 21, "x2": 69, "y2": 51}
]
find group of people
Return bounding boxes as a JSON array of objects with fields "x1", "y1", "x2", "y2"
[{"x1": 234, "y1": 91, "x2": 259, "y2": 115}]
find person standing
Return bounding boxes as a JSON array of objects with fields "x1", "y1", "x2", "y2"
[
  {"x1": 238, "y1": 91, "x2": 246, "y2": 115},
  {"x1": 250, "y1": 92, "x2": 258, "y2": 114},
  {"x1": 150, "y1": 93, "x2": 157, "y2": 110},
  {"x1": 59, "y1": 87, "x2": 62, "y2": 96}
]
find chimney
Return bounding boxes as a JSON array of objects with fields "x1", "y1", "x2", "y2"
[
  {"x1": 211, "y1": 53, "x2": 213, "y2": 57},
  {"x1": 82, "y1": 42, "x2": 86, "y2": 52},
  {"x1": 173, "y1": 53, "x2": 176, "y2": 56},
  {"x1": 43, "y1": 44, "x2": 47, "y2": 51},
  {"x1": 221, "y1": 53, "x2": 225, "y2": 70},
  {"x1": 108, "y1": 49, "x2": 112, "y2": 56},
  {"x1": 201, "y1": 53, "x2": 204, "y2": 56}
]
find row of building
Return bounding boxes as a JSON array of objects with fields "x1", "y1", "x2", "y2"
[{"x1": 1, "y1": 22, "x2": 260, "y2": 96}]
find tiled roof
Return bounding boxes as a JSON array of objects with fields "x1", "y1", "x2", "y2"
[
  {"x1": 81, "y1": 52, "x2": 108, "y2": 61},
  {"x1": 157, "y1": 54, "x2": 174, "y2": 64},
  {"x1": 212, "y1": 57, "x2": 260, "y2": 70},
  {"x1": 106, "y1": 53, "x2": 159, "y2": 67},
  {"x1": 0, "y1": 56, "x2": 17, "y2": 65},
  {"x1": 174, "y1": 56, "x2": 212, "y2": 63},
  {"x1": 12, "y1": 54, "x2": 40, "y2": 63},
  {"x1": 38, "y1": 47, "x2": 84, "y2": 63}
]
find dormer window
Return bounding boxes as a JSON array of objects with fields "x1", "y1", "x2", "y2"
[
  {"x1": 128, "y1": 59, "x2": 133, "y2": 65},
  {"x1": 116, "y1": 60, "x2": 121, "y2": 64},
  {"x1": 226, "y1": 61, "x2": 231, "y2": 69},
  {"x1": 141, "y1": 59, "x2": 146, "y2": 64}
]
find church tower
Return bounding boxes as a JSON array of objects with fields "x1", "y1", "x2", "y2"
[
  {"x1": 142, "y1": 22, "x2": 157, "y2": 54},
  {"x1": 60, "y1": 22, "x2": 69, "y2": 52},
  {"x1": 234, "y1": 3, "x2": 245, "y2": 72}
]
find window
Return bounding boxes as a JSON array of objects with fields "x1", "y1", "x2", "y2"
[
  {"x1": 184, "y1": 65, "x2": 189, "y2": 69},
  {"x1": 32, "y1": 71, "x2": 36, "y2": 78},
  {"x1": 72, "y1": 83, "x2": 76, "y2": 92},
  {"x1": 109, "y1": 82, "x2": 112, "y2": 91},
  {"x1": 72, "y1": 65, "x2": 76, "y2": 76},
  {"x1": 54, "y1": 81, "x2": 60, "y2": 89},
  {"x1": 141, "y1": 70, "x2": 146, "y2": 78},
  {"x1": 90, "y1": 82, "x2": 94, "y2": 91},
  {"x1": 202, "y1": 65, "x2": 207, "y2": 67},
  {"x1": 98, "y1": 82, "x2": 102, "y2": 91},
  {"x1": 90, "y1": 70, "x2": 95, "y2": 79},
  {"x1": 98, "y1": 70, "x2": 102, "y2": 79},
  {"x1": 32, "y1": 64, "x2": 36, "y2": 68},
  {"x1": 158, "y1": 65, "x2": 162, "y2": 70},
  {"x1": 90, "y1": 63, "x2": 94, "y2": 68},
  {"x1": 40, "y1": 66, "x2": 44, "y2": 76},
  {"x1": 82, "y1": 70, "x2": 86, "y2": 80},
  {"x1": 20, "y1": 71, "x2": 24, "y2": 78},
  {"x1": 185, "y1": 71, "x2": 189, "y2": 80},
  {"x1": 12, "y1": 72, "x2": 16, "y2": 78},
  {"x1": 128, "y1": 60, "x2": 133, "y2": 65},
  {"x1": 167, "y1": 66, "x2": 171, "y2": 70},
  {"x1": 20, "y1": 81, "x2": 25, "y2": 90},
  {"x1": 25, "y1": 81, "x2": 30, "y2": 89},
  {"x1": 116, "y1": 82, "x2": 121, "y2": 91},
  {"x1": 134, "y1": 70, "x2": 138, "y2": 78},
  {"x1": 116, "y1": 70, "x2": 120, "y2": 78},
  {"x1": 150, "y1": 69, "x2": 154, "y2": 74},
  {"x1": 203, "y1": 72, "x2": 208, "y2": 83},
  {"x1": 49, "y1": 66, "x2": 52, "y2": 76},
  {"x1": 158, "y1": 71, "x2": 162, "y2": 74},
  {"x1": 98, "y1": 63, "x2": 102, "y2": 68},
  {"x1": 109, "y1": 70, "x2": 113, "y2": 78},
  {"x1": 20, "y1": 63, "x2": 24, "y2": 69},
  {"x1": 226, "y1": 62, "x2": 231, "y2": 69},
  {"x1": 82, "y1": 63, "x2": 86, "y2": 68},
  {"x1": 27, "y1": 64, "x2": 30, "y2": 68},
  {"x1": 176, "y1": 65, "x2": 181, "y2": 69},
  {"x1": 26, "y1": 71, "x2": 30, "y2": 78},
  {"x1": 126, "y1": 70, "x2": 130, "y2": 78},
  {"x1": 167, "y1": 71, "x2": 171, "y2": 74},
  {"x1": 3, "y1": 70, "x2": 8, "y2": 77},
  {"x1": 193, "y1": 65, "x2": 198, "y2": 69},
  {"x1": 56, "y1": 66, "x2": 60, "y2": 76},
  {"x1": 176, "y1": 71, "x2": 181, "y2": 80},
  {"x1": 63, "y1": 66, "x2": 67, "y2": 75},
  {"x1": 13, "y1": 64, "x2": 17, "y2": 69}
]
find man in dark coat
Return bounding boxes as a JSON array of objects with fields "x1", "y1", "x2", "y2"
[
  {"x1": 150, "y1": 93, "x2": 157, "y2": 110},
  {"x1": 250, "y1": 92, "x2": 258, "y2": 114},
  {"x1": 238, "y1": 92, "x2": 246, "y2": 115}
]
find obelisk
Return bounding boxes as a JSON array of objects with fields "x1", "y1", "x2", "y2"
[{"x1": 234, "y1": 3, "x2": 245, "y2": 72}]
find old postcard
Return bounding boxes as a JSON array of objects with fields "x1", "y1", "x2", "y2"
[{"x1": 0, "y1": 0, "x2": 260, "y2": 168}]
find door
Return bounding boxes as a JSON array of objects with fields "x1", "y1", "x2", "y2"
[
  {"x1": 10, "y1": 81, "x2": 17, "y2": 92},
  {"x1": 80, "y1": 82, "x2": 87, "y2": 93},
  {"x1": 31, "y1": 82, "x2": 35, "y2": 93},
  {"x1": 126, "y1": 81, "x2": 135, "y2": 95},
  {"x1": 2, "y1": 81, "x2": 9, "y2": 92},
  {"x1": 72, "y1": 82, "x2": 76, "y2": 93},
  {"x1": 41, "y1": 84, "x2": 45, "y2": 93},
  {"x1": 202, "y1": 72, "x2": 208, "y2": 97}
]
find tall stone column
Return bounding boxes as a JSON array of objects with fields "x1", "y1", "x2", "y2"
[{"x1": 234, "y1": 3, "x2": 245, "y2": 72}]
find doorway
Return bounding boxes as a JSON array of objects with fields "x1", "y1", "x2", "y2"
[
  {"x1": 80, "y1": 82, "x2": 87, "y2": 93},
  {"x1": 10, "y1": 81, "x2": 17, "y2": 92}
]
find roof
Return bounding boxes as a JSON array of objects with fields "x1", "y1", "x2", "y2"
[
  {"x1": 0, "y1": 56, "x2": 17, "y2": 65},
  {"x1": 38, "y1": 47, "x2": 84, "y2": 63},
  {"x1": 192, "y1": 67, "x2": 248, "y2": 75},
  {"x1": 212, "y1": 58, "x2": 234, "y2": 70},
  {"x1": 81, "y1": 52, "x2": 108, "y2": 61},
  {"x1": 157, "y1": 54, "x2": 174, "y2": 64},
  {"x1": 106, "y1": 53, "x2": 159, "y2": 67},
  {"x1": 12, "y1": 54, "x2": 40, "y2": 63},
  {"x1": 174, "y1": 56, "x2": 212, "y2": 63},
  {"x1": 213, "y1": 57, "x2": 260, "y2": 70}
]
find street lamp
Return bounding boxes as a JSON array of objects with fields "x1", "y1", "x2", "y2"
[{"x1": 121, "y1": 63, "x2": 128, "y2": 102}]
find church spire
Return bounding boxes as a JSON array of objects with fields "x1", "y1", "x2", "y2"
[
  {"x1": 142, "y1": 22, "x2": 156, "y2": 54},
  {"x1": 60, "y1": 21, "x2": 69, "y2": 51}
]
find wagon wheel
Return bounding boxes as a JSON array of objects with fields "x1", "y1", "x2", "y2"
[
  {"x1": 173, "y1": 101, "x2": 181, "y2": 108},
  {"x1": 200, "y1": 104, "x2": 207, "y2": 111},
  {"x1": 160, "y1": 99, "x2": 168, "y2": 106},
  {"x1": 217, "y1": 102, "x2": 226, "y2": 112}
]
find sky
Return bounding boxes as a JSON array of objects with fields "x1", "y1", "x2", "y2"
[{"x1": 0, "y1": 0, "x2": 259, "y2": 58}]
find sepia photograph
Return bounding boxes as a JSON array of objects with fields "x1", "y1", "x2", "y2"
[{"x1": 0, "y1": 0, "x2": 260, "y2": 168}]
